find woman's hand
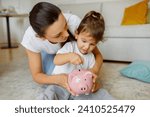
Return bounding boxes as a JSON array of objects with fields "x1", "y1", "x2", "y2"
[
  {"x1": 89, "y1": 70, "x2": 101, "y2": 93},
  {"x1": 92, "y1": 81, "x2": 101, "y2": 93},
  {"x1": 69, "y1": 52, "x2": 83, "y2": 65},
  {"x1": 57, "y1": 74, "x2": 75, "y2": 95}
]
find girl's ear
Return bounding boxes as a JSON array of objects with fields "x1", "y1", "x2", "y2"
[{"x1": 74, "y1": 30, "x2": 78, "y2": 40}]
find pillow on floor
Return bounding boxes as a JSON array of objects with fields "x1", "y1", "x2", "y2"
[{"x1": 120, "y1": 60, "x2": 150, "y2": 83}]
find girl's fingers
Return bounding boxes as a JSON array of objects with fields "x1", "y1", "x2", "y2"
[{"x1": 80, "y1": 57, "x2": 84, "y2": 64}]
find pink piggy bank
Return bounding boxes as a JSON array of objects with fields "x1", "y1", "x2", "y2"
[{"x1": 68, "y1": 69, "x2": 93, "y2": 96}]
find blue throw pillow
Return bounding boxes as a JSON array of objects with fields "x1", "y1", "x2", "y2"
[{"x1": 120, "y1": 60, "x2": 150, "y2": 83}]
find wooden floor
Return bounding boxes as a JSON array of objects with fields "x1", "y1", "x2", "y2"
[{"x1": 0, "y1": 44, "x2": 26, "y2": 64}]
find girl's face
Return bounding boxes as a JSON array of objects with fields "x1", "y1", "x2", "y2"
[
  {"x1": 75, "y1": 31, "x2": 97, "y2": 54},
  {"x1": 44, "y1": 13, "x2": 69, "y2": 43}
]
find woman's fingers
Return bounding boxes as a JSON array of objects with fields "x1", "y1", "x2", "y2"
[
  {"x1": 92, "y1": 83, "x2": 96, "y2": 92},
  {"x1": 92, "y1": 73, "x2": 97, "y2": 83},
  {"x1": 92, "y1": 82, "x2": 101, "y2": 93},
  {"x1": 66, "y1": 83, "x2": 76, "y2": 96}
]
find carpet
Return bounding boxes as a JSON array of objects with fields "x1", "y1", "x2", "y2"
[{"x1": 0, "y1": 48, "x2": 150, "y2": 99}]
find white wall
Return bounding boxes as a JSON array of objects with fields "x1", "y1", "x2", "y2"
[
  {"x1": 34, "y1": 0, "x2": 121, "y2": 5},
  {"x1": 0, "y1": 0, "x2": 121, "y2": 43},
  {"x1": 0, "y1": 0, "x2": 5, "y2": 43},
  {"x1": 0, "y1": 0, "x2": 33, "y2": 43}
]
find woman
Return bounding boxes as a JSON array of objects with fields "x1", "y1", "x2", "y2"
[{"x1": 21, "y1": 2, "x2": 103, "y2": 93}]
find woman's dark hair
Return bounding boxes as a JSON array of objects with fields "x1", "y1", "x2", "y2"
[
  {"x1": 29, "y1": 2, "x2": 61, "y2": 37},
  {"x1": 76, "y1": 11, "x2": 105, "y2": 43}
]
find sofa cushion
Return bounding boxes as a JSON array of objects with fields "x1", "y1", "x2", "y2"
[
  {"x1": 104, "y1": 24, "x2": 150, "y2": 37},
  {"x1": 147, "y1": 8, "x2": 150, "y2": 23},
  {"x1": 121, "y1": 0, "x2": 148, "y2": 25},
  {"x1": 102, "y1": 0, "x2": 145, "y2": 26}
]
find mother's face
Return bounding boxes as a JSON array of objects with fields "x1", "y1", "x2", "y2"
[{"x1": 44, "y1": 13, "x2": 69, "y2": 43}]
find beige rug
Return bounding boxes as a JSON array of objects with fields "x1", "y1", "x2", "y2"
[{"x1": 99, "y1": 62, "x2": 150, "y2": 99}]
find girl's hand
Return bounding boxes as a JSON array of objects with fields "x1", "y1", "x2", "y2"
[{"x1": 69, "y1": 52, "x2": 83, "y2": 65}]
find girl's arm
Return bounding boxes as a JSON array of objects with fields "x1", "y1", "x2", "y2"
[
  {"x1": 91, "y1": 46, "x2": 103, "y2": 75},
  {"x1": 26, "y1": 49, "x2": 69, "y2": 89},
  {"x1": 54, "y1": 52, "x2": 83, "y2": 65},
  {"x1": 53, "y1": 53, "x2": 71, "y2": 65}
]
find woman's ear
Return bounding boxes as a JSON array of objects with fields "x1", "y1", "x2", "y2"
[{"x1": 74, "y1": 30, "x2": 78, "y2": 40}]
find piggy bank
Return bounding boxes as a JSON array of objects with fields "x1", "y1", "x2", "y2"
[{"x1": 68, "y1": 69, "x2": 93, "y2": 96}]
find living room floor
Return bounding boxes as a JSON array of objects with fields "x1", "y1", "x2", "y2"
[{"x1": 0, "y1": 45, "x2": 150, "y2": 100}]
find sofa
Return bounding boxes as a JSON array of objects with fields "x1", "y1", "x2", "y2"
[{"x1": 58, "y1": 0, "x2": 150, "y2": 62}]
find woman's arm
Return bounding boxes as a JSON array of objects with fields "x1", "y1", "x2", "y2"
[
  {"x1": 90, "y1": 47, "x2": 103, "y2": 92},
  {"x1": 26, "y1": 49, "x2": 69, "y2": 89},
  {"x1": 91, "y1": 47, "x2": 103, "y2": 75}
]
